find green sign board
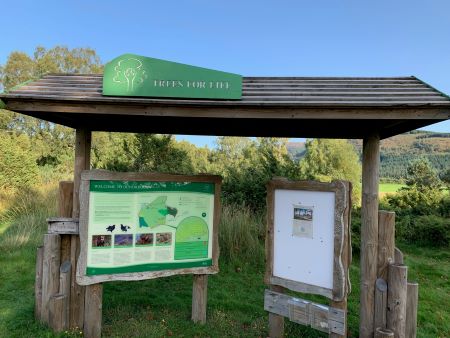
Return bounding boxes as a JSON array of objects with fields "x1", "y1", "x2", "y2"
[
  {"x1": 103, "y1": 53, "x2": 242, "y2": 99},
  {"x1": 86, "y1": 180, "x2": 215, "y2": 276}
]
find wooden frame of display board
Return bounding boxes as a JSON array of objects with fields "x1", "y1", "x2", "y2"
[
  {"x1": 265, "y1": 178, "x2": 351, "y2": 337},
  {"x1": 76, "y1": 170, "x2": 222, "y2": 285}
]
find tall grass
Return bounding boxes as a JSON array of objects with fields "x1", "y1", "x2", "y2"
[
  {"x1": 219, "y1": 204, "x2": 266, "y2": 266},
  {"x1": 0, "y1": 184, "x2": 58, "y2": 251}
]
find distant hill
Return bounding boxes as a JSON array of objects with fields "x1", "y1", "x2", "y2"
[{"x1": 287, "y1": 130, "x2": 450, "y2": 181}]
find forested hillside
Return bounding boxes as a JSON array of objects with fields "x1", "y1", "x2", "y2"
[{"x1": 287, "y1": 131, "x2": 450, "y2": 181}]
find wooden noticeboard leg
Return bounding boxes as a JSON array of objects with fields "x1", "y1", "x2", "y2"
[
  {"x1": 192, "y1": 274, "x2": 208, "y2": 324},
  {"x1": 268, "y1": 285, "x2": 284, "y2": 338},
  {"x1": 360, "y1": 133, "x2": 380, "y2": 338}
]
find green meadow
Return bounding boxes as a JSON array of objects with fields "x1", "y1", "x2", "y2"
[{"x1": 0, "y1": 186, "x2": 449, "y2": 338}]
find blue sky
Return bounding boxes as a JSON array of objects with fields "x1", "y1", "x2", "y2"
[{"x1": 2, "y1": 0, "x2": 449, "y2": 147}]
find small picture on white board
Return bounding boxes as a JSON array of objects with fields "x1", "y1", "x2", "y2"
[{"x1": 292, "y1": 205, "x2": 314, "y2": 238}]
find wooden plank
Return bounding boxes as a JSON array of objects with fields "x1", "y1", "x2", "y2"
[
  {"x1": 58, "y1": 181, "x2": 74, "y2": 265},
  {"x1": 191, "y1": 274, "x2": 208, "y2": 324},
  {"x1": 59, "y1": 260, "x2": 71, "y2": 330},
  {"x1": 268, "y1": 285, "x2": 285, "y2": 338},
  {"x1": 41, "y1": 234, "x2": 61, "y2": 324},
  {"x1": 34, "y1": 246, "x2": 44, "y2": 321},
  {"x1": 374, "y1": 278, "x2": 388, "y2": 331},
  {"x1": 406, "y1": 282, "x2": 418, "y2": 338},
  {"x1": 360, "y1": 133, "x2": 380, "y2": 338},
  {"x1": 83, "y1": 284, "x2": 102, "y2": 338},
  {"x1": 47, "y1": 218, "x2": 79, "y2": 234},
  {"x1": 49, "y1": 294, "x2": 67, "y2": 332},
  {"x1": 377, "y1": 211, "x2": 396, "y2": 280},
  {"x1": 264, "y1": 289, "x2": 346, "y2": 335},
  {"x1": 70, "y1": 128, "x2": 90, "y2": 329},
  {"x1": 387, "y1": 264, "x2": 408, "y2": 338},
  {"x1": 270, "y1": 276, "x2": 333, "y2": 299}
]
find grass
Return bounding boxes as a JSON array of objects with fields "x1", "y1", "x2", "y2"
[
  {"x1": 379, "y1": 182, "x2": 405, "y2": 193},
  {"x1": 0, "y1": 187, "x2": 449, "y2": 337}
]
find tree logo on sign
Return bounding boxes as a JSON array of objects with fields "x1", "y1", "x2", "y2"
[{"x1": 113, "y1": 57, "x2": 148, "y2": 92}]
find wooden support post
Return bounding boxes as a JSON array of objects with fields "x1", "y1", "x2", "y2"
[
  {"x1": 360, "y1": 133, "x2": 380, "y2": 338},
  {"x1": 41, "y1": 234, "x2": 61, "y2": 324},
  {"x1": 84, "y1": 284, "x2": 103, "y2": 338},
  {"x1": 406, "y1": 282, "x2": 418, "y2": 338},
  {"x1": 374, "y1": 278, "x2": 388, "y2": 331},
  {"x1": 49, "y1": 294, "x2": 68, "y2": 332},
  {"x1": 377, "y1": 211, "x2": 395, "y2": 280},
  {"x1": 375, "y1": 327, "x2": 394, "y2": 337},
  {"x1": 70, "y1": 129, "x2": 91, "y2": 329},
  {"x1": 59, "y1": 181, "x2": 74, "y2": 263},
  {"x1": 387, "y1": 264, "x2": 407, "y2": 338},
  {"x1": 35, "y1": 246, "x2": 44, "y2": 321},
  {"x1": 192, "y1": 274, "x2": 208, "y2": 324},
  {"x1": 268, "y1": 285, "x2": 285, "y2": 338}
]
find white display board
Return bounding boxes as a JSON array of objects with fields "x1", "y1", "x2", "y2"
[
  {"x1": 273, "y1": 189, "x2": 335, "y2": 289},
  {"x1": 265, "y1": 179, "x2": 350, "y2": 301}
]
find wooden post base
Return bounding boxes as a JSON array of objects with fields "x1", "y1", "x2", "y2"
[{"x1": 192, "y1": 274, "x2": 208, "y2": 324}]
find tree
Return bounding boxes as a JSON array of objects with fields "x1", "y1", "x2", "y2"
[
  {"x1": 297, "y1": 139, "x2": 362, "y2": 203},
  {"x1": 405, "y1": 158, "x2": 441, "y2": 191},
  {"x1": 0, "y1": 46, "x2": 103, "y2": 176}
]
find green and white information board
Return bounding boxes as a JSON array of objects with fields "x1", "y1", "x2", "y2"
[{"x1": 77, "y1": 171, "x2": 221, "y2": 285}]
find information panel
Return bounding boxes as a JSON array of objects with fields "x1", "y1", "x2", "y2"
[{"x1": 77, "y1": 171, "x2": 221, "y2": 285}]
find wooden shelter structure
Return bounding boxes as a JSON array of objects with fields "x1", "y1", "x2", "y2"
[{"x1": 1, "y1": 74, "x2": 449, "y2": 338}]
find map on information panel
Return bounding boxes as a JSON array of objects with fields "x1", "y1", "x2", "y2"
[{"x1": 86, "y1": 180, "x2": 214, "y2": 276}]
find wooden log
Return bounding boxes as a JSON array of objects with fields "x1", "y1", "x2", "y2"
[
  {"x1": 360, "y1": 133, "x2": 380, "y2": 338},
  {"x1": 59, "y1": 181, "x2": 74, "y2": 267},
  {"x1": 375, "y1": 327, "x2": 394, "y2": 337},
  {"x1": 83, "y1": 284, "x2": 103, "y2": 338},
  {"x1": 59, "y1": 260, "x2": 71, "y2": 330},
  {"x1": 387, "y1": 264, "x2": 408, "y2": 338},
  {"x1": 49, "y1": 294, "x2": 67, "y2": 332},
  {"x1": 406, "y1": 282, "x2": 418, "y2": 338},
  {"x1": 70, "y1": 129, "x2": 91, "y2": 329},
  {"x1": 41, "y1": 234, "x2": 61, "y2": 324},
  {"x1": 34, "y1": 246, "x2": 44, "y2": 321},
  {"x1": 330, "y1": 181, "x2": 351, "y2": 338},
  {"x1": 268, "y1": 284, "x2": 285, "y2": 338},
  {"x1": 192, "y1": 274, "x2": 208, "y2": 324},
  {"x1": 394, "y1": 247, "x2": 404, "y2": 264},
  {"x1": 377, "y1": 211, "x2": 395, "y2": 280},
  {"x1": 374, "y1": 278, "x2": 388, "y2": 331}
]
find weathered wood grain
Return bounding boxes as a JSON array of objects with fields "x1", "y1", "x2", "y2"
[
  {"x1": 83, "y1": 284, "x2": 102, "y2": 338},
  {"x1": 360, "y1": 133, "x2": 380, "y2": 338},
  {"x1": 387, "y1": 264, "x2": 408, "y2": 338},
  {"x1": 47, "y1": 218, "x2": 79, "y2": 234},
  {"x1": 264, "y1": 289, "x2": 346, "y2": 336},
  {"x1": 268, "y1": 285, "x2": 285, "y2": 338},
  {"x1": 394, "y1": 247, "x2": 404, "y2": 264},
  {"x1": 49, "y1": 294, "x2": 67, "y2": 332},
  {"x1": 406, "y1": 282, "x2": 418, "y2": 338},
  {"x1": 375, "y1": 327, "x2": 394, "y2": 337},
  {"x1": 41, "y1": 234, "x2": 61, "y2": 324},
  {"x1": 59, "y1": 260, "x2": 71, "y2": 330},
  {"x1": 58, "y1": 181, "x2": 74, "y2": 264},
  {"x1": 191, "y1": 274, "x2": 208, "y2": 324},
  {"x1": 378, "y1": 211, "x2": 395, "y2": 280},
  {"x1": 70, "y1": 128, "x2": 90, "y2": 329},
  {"x1": 34, "y1": 246, "x2": 44, "y2": 321},
  {"x1": 374, "y1": 278, "x2": 388, "y2": 331}
]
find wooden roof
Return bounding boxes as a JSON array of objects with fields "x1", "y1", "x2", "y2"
[{"x1": 1, "y1": 74, "x2": 449, "y2": 139}]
